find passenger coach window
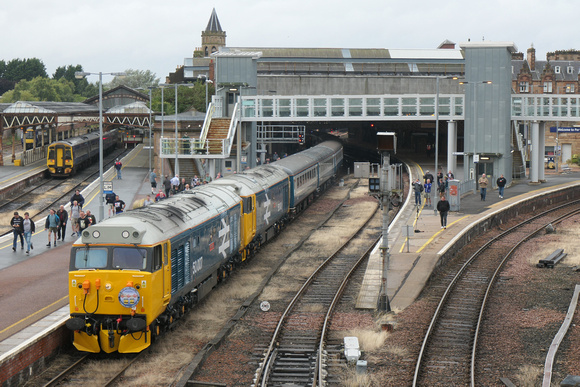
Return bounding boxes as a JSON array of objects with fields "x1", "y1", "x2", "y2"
[
  {"x1": 74, "y1": 248, "x2": 108, "y2": 269},
  {"x1": 113, "y1": 247, "x2": 147, "y2": 270}
]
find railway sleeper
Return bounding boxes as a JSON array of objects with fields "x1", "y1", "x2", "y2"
[{"x1": 537, "y1": 248, "x2": 567, "y2": 268}]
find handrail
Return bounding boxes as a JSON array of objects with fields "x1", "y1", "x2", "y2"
[
  {"x1": 196, "y1": 103, "x2": 215, "y2": 150},
  {"x1": 224, "y1": 102, "x2": 240, "y2": 156}
]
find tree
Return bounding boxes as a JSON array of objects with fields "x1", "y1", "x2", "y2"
[
  {"x1": 108, "y1": 69, "x2": 159, "y2": 89},
  {"x1": 1, "y1": 58, "x2": 47, "y2": 81},
  {"x1": 149, "y1": 80, "x2": 215, "y2": 114},
  {"x1": 0, "y1": 76, "x2": 80, "y2": 103},
  {"x1": 53, "y1": 64, "x2": 98, "y2": 97}
]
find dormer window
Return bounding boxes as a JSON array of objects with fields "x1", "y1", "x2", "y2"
[
  {"x1": 555, "y1": 66, "x2": 561, "y2": 74},
  {"x1": 568, "y1": 66, "x2": 574, "y2": 74}
]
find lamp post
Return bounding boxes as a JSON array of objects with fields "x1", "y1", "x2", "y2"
[
  {"x1": 459, "y1": 79, "x2": 492, "y2": 194},
  {"x1": 147, "y1": 87, "x2": 153, "y2": 173},
  {"x1": 75, "y1": 71, "x2": 125, "y2": 222},
  {"x1": 197, "y1": 74, "x2": 213, "y2": 110}
]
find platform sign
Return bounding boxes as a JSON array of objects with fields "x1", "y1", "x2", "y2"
[{"x1": 103, "y1": 181, "x2": 113, "y2": 194}]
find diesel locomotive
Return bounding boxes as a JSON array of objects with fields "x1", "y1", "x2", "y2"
[
  {"x1": 65, "y1": 141, "x2": 343, "y2": 353},
  {"x1": 47, "y1": 130, "x2": 119, "y2": 177}
]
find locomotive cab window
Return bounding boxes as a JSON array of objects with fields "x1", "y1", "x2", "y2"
[
  {"x1": 153, "y1": 245, "x2": 162, "y2": 271},
  {"x1": 64, "y1": 149, "x2": 72, "y2": 160},
  {"x1": 243, "y1": 197, "x2": 253, "y2": 213},
  {"x1": 113, "y1": 247, "x2": 148, "y2": 270},
  {"x1": 48, "y1": 148, "x2": 55, "y2": 159},
  {"x1": 74, "y1": 248, "x2": 108, "y2": 269}
]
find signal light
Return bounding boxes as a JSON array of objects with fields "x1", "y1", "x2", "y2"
[{"x1": 298, "y1": 134, "x2": 304, "y2": 144}]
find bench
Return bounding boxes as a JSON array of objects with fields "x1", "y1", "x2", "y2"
[{"x1": 561, "y1": 164, "x2": 572, "y2": 173}]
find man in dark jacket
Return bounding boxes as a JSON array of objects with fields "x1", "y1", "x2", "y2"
[
  {"x1": 10, "y1": 211, "x2": 24, "y2": 251},
  {"x1": 56, "y1": 205, "x2": 68, "y2": 241},
  {"x1": 163, "y1": 175, "x2": 172, "y2": 197},
  {"x1": 436, "y1": 195, "x2": 451, "y2": 229},
  {"x1": 496, "y1": 174, "x2": 507, "y2": 199},
  {"x1": 70, "y1": 190, "x2": 85, "y2": 208}
]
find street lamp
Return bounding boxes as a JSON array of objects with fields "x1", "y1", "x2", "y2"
[
  {"x1": 459, "y1": 79, "x2": 492, "y2": 194},
  {"x1": 197, "y1": 74, "x2": 213, "y2": 110},
  {"x1": 75, "y1": 71, "x2": 125, "y2": 222}
]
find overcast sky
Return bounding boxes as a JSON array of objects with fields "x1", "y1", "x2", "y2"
[{"x1": 2, "y1": 0, "x2": 577, "y2": 83}]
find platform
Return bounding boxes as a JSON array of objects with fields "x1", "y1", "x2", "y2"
[
  {"x1": 0, "y1": 144, "x2": 153, "y2": 359},
  {"x1": 356, "y1": 160, "x2": 580, "y2": 311}
]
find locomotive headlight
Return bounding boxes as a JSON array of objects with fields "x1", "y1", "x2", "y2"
[
  {"x1": 105, "y1": 283, "x2": 112, "y2": 291},
  {"x1": 92, "y1": 230, "x2": 100, "y2": 239},
  {"x1": 122, "y1": 230, "x2": 130, "y2": 239}
]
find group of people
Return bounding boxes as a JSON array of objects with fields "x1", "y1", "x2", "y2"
[
  {"x1": 10, "y1": 189, "x2": 105, "y2": 254},
  {"x1": 412, "y1": 169, "x2": 452, "y2": 229},
  {"x1": 149, "y1": 169, "x2": 220, "y2": 202},
  {"x1": 478, "y1": 173, "x2": 507, "y2": 201}
]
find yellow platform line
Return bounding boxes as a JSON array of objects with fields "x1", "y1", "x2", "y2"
[
  {"x1": 415, "y1": 215, "x2": 469, "y2": 253},
  {"x1": 0, "y1": 296, "x2": 68, "y2": 335}
]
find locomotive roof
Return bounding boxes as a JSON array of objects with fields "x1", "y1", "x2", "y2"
[
  {"x1": 78, "y1": 184, "x2": 241, "y2": 246},
  {"x1": 210, "y1": 164, "x2": 289, "y2": 196}
]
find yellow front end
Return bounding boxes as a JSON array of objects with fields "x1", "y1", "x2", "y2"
[{"x1": 68, "y1": 267, "x2": 167, "y2": 353}]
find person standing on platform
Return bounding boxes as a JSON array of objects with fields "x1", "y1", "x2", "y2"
[
  {"x1": 170, "y1": 174, "x2": 179, "y2": 194},
  {"x1": 45, "y1": 209, "x2": 60, "y2": 247},
  {"x1": 10, "y1": 211, "x2": 24, "y2": 251},
  {"x1": 497, "y1": 174, "x2": 507, "y2": 199},
  {"x1": 447, "y1": 170, "x2": 454, "y2": 179},
  {"x1": 413, "y1": 178, "x2": 423, "y2": 206},
  {"x1": 105, "y1": 191, "x2": 117, "y2": 217},
  {"x1": 22, "y1": 212, "x2": 35, "y2": 254},
  {"x1": 56, "y1": 205, "x2": 68, "y2": 241},
  {"x1": 478, "y1": 173, "x2": 489, "y2": 201},
  {"x1": 115, "y1": 158, "x2": 123, "y2": 179},
  {"x1": 143, "y1": 195, "x2": 154, "y2": 206},
  {"x1": 424, "y1": 179, "x2": 432, "y2": 207},
  {"x1": 70, "y1": 200, "x2": 81, "y2": 236},
  {"x1": 114, "y1": 195, "x2": 126, "y2": 214},
  {"x1": 437, "y1": 195, "x2": 451, "y2": 229},
  {"x1": 86, "y1": 210, "x2": 97, "y2": 226},
  {"x1": 150, "y1": 168, "x2": 157, "y2": 194},
  {"x1": 155, "y1": 189, "x2": 166, "y2": 202},
  {"x1": 77, "y1": 211, "x2": 91, "y2": 234},
  {"x1": 423, "y1": 170, "x2": 434, "y2": 185},
  {"x1": 204, "y1": 172, "x2": 212, "y2": 184},
  {"x1": 163, "y1": 175, "x2": 172, "y2": 197},
  {"x1": 70, "y1": 189, "x2": 85, "y2": 209}
]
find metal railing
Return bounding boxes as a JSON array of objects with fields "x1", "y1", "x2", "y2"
[{"x1": 20, "y1": 145, "x2": 48, "y2": 166}]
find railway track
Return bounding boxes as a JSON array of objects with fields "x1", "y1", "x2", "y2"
[
  {"x1": 412, "y1": 200, "x2": 580, "y2": 386},
  {"x1": 253, "y1": 203, "x2": 381, "y2": 386},
  {"x1": 38, "y1": 351, "x2": 144, "y2": 387},
  {"x1": 0, "y1": 148, "x2": 127, "y2": 236}
]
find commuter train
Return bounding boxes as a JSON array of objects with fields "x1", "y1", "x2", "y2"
[
  {"x1": 47, "y1": 130, "x2": 119, "y2": 177},
  {"x1": 65, "y1": 141, "x2": 343, "y2": 353}
]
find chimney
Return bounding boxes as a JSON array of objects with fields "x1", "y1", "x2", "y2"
[{"x1": 527, "y1": 46, "x2": 536, "y2": 71}]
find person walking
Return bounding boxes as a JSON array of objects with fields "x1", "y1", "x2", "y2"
[
  {"x1": 114, "y1": 158, "x2": 123, "y2": 179},
  {"x1": 86, "y1": 210, "x2": 97, "y2": 226},
  {"x1": 10, "y1": 211, "x2": 24, "y2": 251},
  {"x1": 45, "y1": 209, "x2": 60, "y2": 247},
  {"x1": 56, "y1": 205, "x2": 68, "y2": 241},
  {"x1": 478, "y1": 173, "x2": 489, "y2": 201},
  {"x1": 70, "y1": 200, "x2": 81, "y2": 236},
  {"x1": 424, "y1": 179, "x2": 432, "y2": 207},
  {"x1": 22, "y1": 212, "x2": 35, "y2": 254},
  {"x1": 113, "y1": 195, "x2": 126, "y2": 215},
  {"x1": 150, "y1": 168, "x2": 157, "y2": 194},
  {"x1": 70, "y1": 189, "x2": 85, "y2": 209},
  {"x1": 77, "y1": 211, "x2": 91, "y2": 234},
  {"x1": 497, "y1": 174, "x2": 507, "y2": 199},
  {"x1": 163, "y1": 175, "x2": 172, "y2": 197},
  {"x1": 437, "y1": 195, "x2": 451, "y2": 229},
  {"x1": 413, "y1": 178, "x2": 423, "y2": 206}
]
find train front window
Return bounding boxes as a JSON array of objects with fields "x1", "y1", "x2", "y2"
[
  {"x1": 48, "y1": 149, "x2": 55, "y2": 159},
  {"x1": 113, "y1": 247, "x2": 148, "y2": 270},
  {"x1": 74, "y1": 248, "x2": 108, "y2": 269}
]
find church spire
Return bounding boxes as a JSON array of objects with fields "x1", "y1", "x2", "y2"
[{"x1": 205, "y1": 8, "x2": 223, "y2": 33}]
